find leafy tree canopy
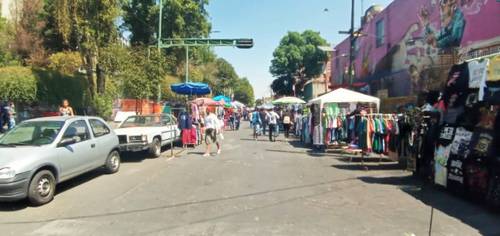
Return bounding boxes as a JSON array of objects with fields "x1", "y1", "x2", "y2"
[{"x1": 270, "y1": 30, "x2": 328, "y2": 96}]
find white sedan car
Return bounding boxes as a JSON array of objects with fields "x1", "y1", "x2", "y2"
[{"x1": 114, "y1": 114, "x2": 181, "y2": 157}]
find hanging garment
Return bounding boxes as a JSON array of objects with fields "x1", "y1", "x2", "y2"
[
  {"x1": 486, "y1": 55, "x2": 500, "y2": 87},
  {"x1": 449, "y1": 127, "x2": 473, "y2": 157},
  {"x1": 445, "y1": 62, "x2": 470, "y2": 96},
  {"x1": 447, "y1": 154, "x2": 465, "y2": 194},
  {"x1": 191, "y1": 103, "x2": 200, "y2": 121},
  {"x1": 434, "y1": 145, "x2": 452, "y2": 187},
  {"x1": 468, "y1": 59, "x2": 489, "y2": 88},
  {"x1": 178, "y1": 112, "x2": 192, "y2": 130},
  {"x1": 313, "y1": 125, "x2": 324, "y2": 145}
]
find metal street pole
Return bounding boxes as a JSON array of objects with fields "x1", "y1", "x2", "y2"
[
  {"x1": 157, "y1": 0, "x2": 163, "y2": 103},
  {"x1": 185, "y1": 46, "x2": 189, "y2": 83},
  {"x1": 348, "y1": 0, "x2": 355, "y2": 85}
]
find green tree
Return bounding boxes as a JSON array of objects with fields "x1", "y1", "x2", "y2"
[
  {"x1": 48, "y1": 51, "x2": 82, "y2": 74},
  {"x1": 233, "y1": 77, "x2": 255, "y2": 107},
  {"x1": 0, "y1": 66, "x2": 37, "y2": 103},
  {"x1": 122, "y1": 0, "x2": 157, "y2": 45},
  {"x1": 122, "y1": 0, "x2": 212, "y2": 75},
  {"x1": 213, "y1": 58, "x2": 238, "y2": 96},
  {"x1": 12, "y1": 0, "x2": 47, "y2": 66},
  {"x1": 52, "y1": 0, "x2": 121, "y2": 97},
  {"x1": 0, "y1": 17, "x2": 18, "y2": 66},
  {"x1": 270, "y1": 30, "x2": 328, "y2": 96}
]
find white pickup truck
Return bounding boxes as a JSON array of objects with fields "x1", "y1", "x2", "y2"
[{"x1": 114, "y1": 114, "x2": 181, "y2": 157}]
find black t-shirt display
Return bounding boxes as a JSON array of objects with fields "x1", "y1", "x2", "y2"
[
  {"x1": 447, "y1": 154, "x2": 465, "y2": 194},
  {"x1": 450, "y1": 127, "x2": 473, "y2": 158},
  {"x1": 438, "y1": 125, "x2": 455, "y2": 146},
  {"x1": 469, "y1": 128, "x2": 495, "y2": 160},
  {"x1": 445, "y1": 62, "x2": 469, "y2": 96}
]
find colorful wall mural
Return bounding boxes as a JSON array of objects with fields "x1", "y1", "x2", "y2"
[{"x1": 332, "y1": 0, "x2": 500, "y2": 97}]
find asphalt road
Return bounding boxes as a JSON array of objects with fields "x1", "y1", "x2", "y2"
[{"x1": 0, "y1": 126, "x2": 499, "y2": 236}]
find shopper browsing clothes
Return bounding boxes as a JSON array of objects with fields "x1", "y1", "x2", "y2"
[
  {"x1": 203, "y1": 112, "x2": 222, "y2": 157},
  {"x1": 59, "y1": 99, "x2": 75, "y2": 117},
  {"x1": 266, "y1": 108, "x2": 280, "y2": 142}
]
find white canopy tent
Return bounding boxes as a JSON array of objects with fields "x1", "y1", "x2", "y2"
[{"x1": 308, "y1": 88, "x2": 380, "y2": 112}]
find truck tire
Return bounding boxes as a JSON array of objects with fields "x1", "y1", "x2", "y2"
[
  {"x1": 149, "y1": 138, "x2": 161, "y2": 158},
  {"x1": 27, "y1": 170, "x2": 56, "y2": 206},
  {"x1": 104, "y1": 150, "x2": 120, "y2": 174}
]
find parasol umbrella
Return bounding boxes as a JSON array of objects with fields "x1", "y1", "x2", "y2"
[
  {"x1": 191, "y1": 97, "x2": 222, "y2": 106},
  {"x1": 231, "y1": 100, "x2": 246, "y2": 108},
  {"x1": 171, "y1": 82, "x2": 211, "y2": 95},
  {"x1": 262, "y1": 103, "x2": 275, "y2": 110},
  {"x1": 213, "y1": 95, "x2": 231, "y2": 104},
  {"x1": 272, "y1": 96, "x2": 306, "y2": 105}
]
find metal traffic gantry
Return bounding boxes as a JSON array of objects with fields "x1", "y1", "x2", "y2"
[{"x1": 156, "y1": 38, "x2": 254, "y2": 83}]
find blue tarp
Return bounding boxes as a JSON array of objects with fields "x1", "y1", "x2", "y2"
[
  {"x1": 171, "y1": 82, "x2": 211, "y2": 95},
  {"x1": 213, "y1": 95, "x2": 231, "y2": 103}
]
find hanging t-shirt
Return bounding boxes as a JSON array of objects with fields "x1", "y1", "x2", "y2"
[
  {"x1": 450, "y1": 127, "x2": 473, "y2": 157},
  {"x1": 469, "y1": 129, "x2": 494, "y2": 159},
  {"x1": 468, "y1": 59, "x2": 489, "y2": 88},
  {"x1": 443, "y1": 106, "x2": 464, "y2": 125},
  {"x1": 447, "y1": 154, "x2": 465, "y2": 193},
  {"x1": 435, "y1": 145, "x2": 452, "y2": 187},
  {"x1": 445, "y1": 62, "x2": 469, "y2": 95},
  {"x1": 486, "y1": 55, "x2": 500, "y2": 87},
  {"x1": 178, "y1": 112, "x2": 192, "y2": 130},
  {"x1": 438, "y1": 125, "x2": 455, "y2": 146}
]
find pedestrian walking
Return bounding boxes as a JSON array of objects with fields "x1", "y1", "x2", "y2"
[
  {"x1": 7, "y1": 102, "x2": 15, "y2": 130},
  {"x1": 260, "y1": 109, "x2": 268, "y2": 135},
  {"x1": 251, "y1": 108, "x2": 262, "y2": 140},
  {"x1": 235, "y1": 112, "x2": 241, "y2": 130},
  {"x1": 266, "y1": 109, "x2": 280, "y2": 142},
  {"x1": 59, "y1": 99, "x2": 75, "y2": 117},
  {"x1": 283, "y1": 110, "x2": 292, "y2": 141},
  {"x1": 203, "y1": 112, "x2": 221, "y2": 157}
]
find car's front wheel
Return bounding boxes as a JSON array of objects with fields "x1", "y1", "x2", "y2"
[
  {"x1": 149, "y1": 138, "x2": 161, "y2": 158},
  {"x1": 105, "y1": 150, "x2": 121, "y2": 174},
  {"x1": 27, "y1": 170, "x2": 56, "y2": 206}
]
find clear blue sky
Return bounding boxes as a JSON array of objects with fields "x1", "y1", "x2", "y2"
[{"x1": 206, "y1": 0, "x2": 394, "y2": 99}]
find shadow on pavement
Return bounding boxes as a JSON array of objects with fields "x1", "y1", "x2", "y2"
[
  {"x1": 0, "y1": 168, "x2": 105, "y2": 211},
  {"x1": 0, "y1": 200, "x2": 28, "y2": 211},
  {"x1": 120, "y1": 151, "x2": 148, "y2": 163},
  {"x1": 331, "y1": 163, "x2": 403, "y2": 171},
  {"x1": 358, "y1": 175, "x2": 500, "y2": 235}
]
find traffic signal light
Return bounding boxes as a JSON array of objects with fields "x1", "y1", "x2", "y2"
[{"x1": 236, "y1": 39, "x2": 253, "y2": 49}]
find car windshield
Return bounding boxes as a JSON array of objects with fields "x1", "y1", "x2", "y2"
[
  {"x1": 120, "y1": 116, "x2": 168, "y2": 128},
  {"x1": 0, "y1": 121, "x2": 64, "y2": 146}
]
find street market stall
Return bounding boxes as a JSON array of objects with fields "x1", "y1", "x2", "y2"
[{"x1": 304, "y1": 88, "x2": 387, "y2": 160}]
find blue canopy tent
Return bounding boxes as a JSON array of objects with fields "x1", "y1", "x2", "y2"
[
  {"x1": 170, "y1": 82, "x2": 211, "y2": 95},
  {"x1": 213, "y1": 95, "x2": 231, "y2": 104}
]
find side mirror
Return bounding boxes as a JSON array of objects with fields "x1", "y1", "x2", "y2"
[{"x1": 58, "y1": 137, "x2": 77, "y2": 147}]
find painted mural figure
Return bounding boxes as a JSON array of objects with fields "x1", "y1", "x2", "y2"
[{"x1": 419, "y1": 0, "x2": 466, "y2": 49}]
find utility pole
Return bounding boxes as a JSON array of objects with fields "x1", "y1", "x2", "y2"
[
  {"x1": 348, "y1": 0, "x2": 355, "y2": 85},
  {"x1": 157, "y1": 0, "x2": 163, "y2": 102}
]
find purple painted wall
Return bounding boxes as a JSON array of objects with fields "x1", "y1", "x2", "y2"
[{"x1": 332, "y1": 0, "x2": 500, "y2": 97}]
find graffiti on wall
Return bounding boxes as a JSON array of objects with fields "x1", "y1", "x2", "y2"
[{"x1": 333, "y1": 0, "x2": 500, "y2": 97}]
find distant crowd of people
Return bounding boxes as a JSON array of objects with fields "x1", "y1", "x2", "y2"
[{"x1": 250, "y1": 107, "x2": 297, "y2": 142}]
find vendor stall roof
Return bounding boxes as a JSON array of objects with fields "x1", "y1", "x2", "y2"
[{"x1": 308, "y1": 88, "x2": 380, "y2": 111}]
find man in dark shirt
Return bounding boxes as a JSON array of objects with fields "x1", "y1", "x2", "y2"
[{"x1": 259, "y1": 109, "x2": 268, "y2": 135}]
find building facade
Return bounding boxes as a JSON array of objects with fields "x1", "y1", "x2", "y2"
[
  {"x1": 303, "y1": 60, "x2": 331, "y2": 101},
  {"x1": 332, "y1": 0, "x2": 500, "y2": 99}
]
